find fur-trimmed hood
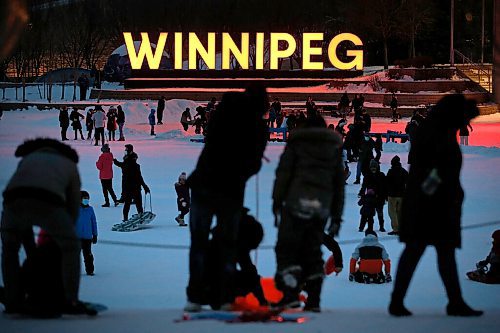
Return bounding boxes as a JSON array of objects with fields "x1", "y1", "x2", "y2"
[{"x1": 15, "y1": 138, "x2": 79, "y2": 163}]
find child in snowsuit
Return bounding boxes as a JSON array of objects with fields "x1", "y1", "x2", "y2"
[
  {"x1": 148, "y1": 109, "x2": 156, "y2": 136},
  {"x1": 75, "y1": 191, "x2": 98, "y2": 276},
  {"x1": 468, "y1": 230, "x2": 500, "y2": 284},
  {"x1": 349, "y1": 230, "x2": 391, "y2": 284},
  {"x1": 358, "y1": 188, "x2": 376, "y2": 233},
  {"x1": 174, "y1": 172, "x2": 190, "y2": 226}
]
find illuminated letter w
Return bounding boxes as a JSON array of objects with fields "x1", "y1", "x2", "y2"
[{"x1": 123, "y1": 32, "x2": 167, "y2": 70}]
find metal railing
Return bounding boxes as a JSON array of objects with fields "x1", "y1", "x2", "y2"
[{"x1": 454, "y1": 49, "x2": 492, "y2": 92}]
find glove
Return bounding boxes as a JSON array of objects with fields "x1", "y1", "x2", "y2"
[
  {"x1": 144, "y1": 186, "x2": 150, "y2": 194},
  {"x1": 92, "y1": 235, "x2": 97, "y2": 244},
  {"x1": 349, "y1": 273, "x2": 354, "y2": 282},
  {"x1": 272, "y1": 201, "x2": 281, "y2": 227},
  {"x1": 181, "y1": 201, "x2": 187, "y2": 208},
  {"x1": 385, "y1": 274, "x2": 392, "y2": 283},
  {"x1": 328, "y1": 218, "x2": 342, "y2": 237},
  {"x1": 334, "y1": 267, "x2": 343, "y2": 275}
]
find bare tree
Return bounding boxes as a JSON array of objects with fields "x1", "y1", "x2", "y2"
[{"x1": 397, "y1": 0, "x2": 436, "y2": 58}]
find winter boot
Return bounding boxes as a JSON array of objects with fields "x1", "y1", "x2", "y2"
[
  {"x1": 102, "y1": 202, "x2": 110, "y2": 207},
  {"x1": 272, "y1": 266, "x2": 302, "y2": 310},
  {"x1": 388, "y1": 301, "x2": 413, "y2": 317},
  {"x1": 303, "y1": 276, "x2": 323, "y2": 312},
  {"x1": 175, "y1": 215, "x2": 187, "y2": 226},
  {"x1": 353, "y1": 178, "x2": 360, "y2": 185},
  {"x1": 446, "y1": 302, "x2": 483, "y2": 317}
]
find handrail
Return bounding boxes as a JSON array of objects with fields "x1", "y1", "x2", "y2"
[{"x1": 453, "y1": 49, "x2": 491, "y2": 92}]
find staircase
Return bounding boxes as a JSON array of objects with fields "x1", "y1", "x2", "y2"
[{"x1": 454, "y1": 50, "x2": 492, "y2": 93}]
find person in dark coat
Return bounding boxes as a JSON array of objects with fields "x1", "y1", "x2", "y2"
[
  {"x1": 386, "y1": 155, "x2": 408, "y2": 235},
  {"x1": 459, "y1": 123, "x2": 473, "y2": 146},
  {"x1": 85, "y1": 109, "x2": 94, "y2": 140},
  {"x1": 157, "y1": 96, "x2": 166, "y2": 124},
  {"x1": 305, "y1": 96, "x2": 317, "y2": 119},
  {"x1": 106, "y1": 107, "x2": 118, "y2": 141},
  {"x1": 389, "y1": 94, "x2": 483, "y2": 317},
  {"x1": 359, "y1": 159, "x2": 387, "y2": 232},
  {"x1": 174, "y1": 172, "x2": 190, "y2": 226},
  {"x1": 116, "y1": 105, "x2": 126, "y2": 141},
  {"x1": 354, "y1": 133, "x2": 376, "y2": 184},
  {"x1": 69, "y1": 108, "x2": 85, "y2": 140},
  {"x1": 361, "y1": 109, "x2": 372, "y2": 133},
  {"x1": 58, "y1": 106, "x2": 70, "y2": 141},
  {"x1": 390, "y1": 93, "x2": 399, "y2": 123},
  {"x1": 339, "y1": 92, "x2": 350, "y2": 119},
  {"x1": 180, "y1": 108, "x2": 193, "y2": 131},
  {"x1": 272, "y1": 115, "x2": 345, "y2": 312},
  {"x1": 77, "y1": 74, "x2": 89, "y2": 101},
  {"x1": 113, "y1": 149, "x2": 150, "y2": 221},
  {"x1": 357, "y1": 188, "x2": 377, "y2": 233},
  {"x1": 1, "y1": 138, "x2": 86, "y2": 314},
  {"x1": 184, "y1": 85, "x2": 269, "y2": 312}
]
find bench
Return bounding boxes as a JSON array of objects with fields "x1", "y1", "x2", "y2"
[
  {"x1": 368, "y1": 130, "x2": 409, "y2": 143},
  {"x1": 269, "y1": 127, "x2": 288, "y2": 141}
]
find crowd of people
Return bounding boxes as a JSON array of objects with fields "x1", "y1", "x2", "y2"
[{"x1": 0, "y1": 90, "x2": 492, "y2": 320}]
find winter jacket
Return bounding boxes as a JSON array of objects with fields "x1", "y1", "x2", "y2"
[
  {"x1": 85, "y1": 112, "x2": 94, "y2": 130},
  {"x1": 75, "y1": 205, "x2": 97, "y2": 240},
  {"x1": 386, "y1": 164, "x2": 409, "y2": 197},
  {"x1": 117, "y1": 109, "x2": 125, "y2": 124},
  {"x1": 181, "y1": 110, "x2": 192, "y2": 124},
  {"x1": 114, "y1": 158, "x2": 148, "y2": 195},
  {"x1": 350, "y1": 235, "x2": 391, "y2": 275},
  {"x1": 390, "y1": 96, "x2": 398, "y2": 109},
  {"x1": 157, "y1": 98, "x2": 165, "y2": 112},
  {"x1": 358, "y1": 194, "x2": 376, "y2": 217},
  {"x1": 148, "y1": 111, "x2": 156, "y2": 126},
  {"x1": 96, "y1": 152, "x2": 114, "y2": 180},
  {"x1": 359, "y1": 170, "x2": 387, "y2": 204},
  {"x1": 106, "y1": 110, "x2": 117, "y2": 131},
  {"x1": 400, "y1": 94, "x2": 477, "y2": 248},
  {"x1": 70, "y1": 110, "x2": 84, "y2": 130},
  {"x1": 273, "y1": 127, "x2": 345, "y2": 221},
  {"x1": 188, "y1": 91, "x2": 268, "y2": 199},
  {"x1": 3, "y1": 139, "x2": 81, "y2": 221},
  {"x1": 175, "y1": 181, "x2": 190, "y2": 211},
  {"x1": 358, "y1": 137, "x2": 376, "y2": 173},
  {"x1": 59, "y1": 110, "x2": 69, "y2": 128},
  {"x1": 92, "y1": 110, "x2": 106, "y2": 128}
]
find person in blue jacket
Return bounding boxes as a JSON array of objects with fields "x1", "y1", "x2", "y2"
[
  {"x1": 148, "y1": 109, "x2": 156, "y2": 136},
  {"x1": 75, "y1": 191, "x2": 98, "y2": 276}
]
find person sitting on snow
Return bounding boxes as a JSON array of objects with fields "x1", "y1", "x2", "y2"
[
  {"x1": 349, "y1": 230, "x2": 391, "y2": 284},
  {"x1": 205, "y1": 208, "x2": 267, "y2": 310},
  {"x1": 468, "y1": 230, "x2": 500, "y2": 284}
]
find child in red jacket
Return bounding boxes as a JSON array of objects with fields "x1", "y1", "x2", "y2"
[{"x1": 96, "y1": 144, "x2": 119, "y2": 207}]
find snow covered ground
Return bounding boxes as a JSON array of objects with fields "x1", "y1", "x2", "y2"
[{"x1": 0, "y1": 100, "x2": 499, "y2": 332}]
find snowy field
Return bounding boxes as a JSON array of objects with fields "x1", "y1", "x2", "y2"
[{"x1": 0, "y1": 101, "x2": 499, "y2": 333}]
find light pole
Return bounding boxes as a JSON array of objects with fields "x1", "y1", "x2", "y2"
[{"x1": 450, "y1": 0, "x2": 455, "y2": 66}]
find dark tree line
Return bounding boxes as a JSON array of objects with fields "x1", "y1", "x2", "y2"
[{"x1": 3, "y1": 0, "x2": 494, "y2": 79}]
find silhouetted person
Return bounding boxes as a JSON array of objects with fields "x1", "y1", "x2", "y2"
[
  {"x1": 77, "y1": 74, "x2": 89, "y2": 101},
  {"x1": 389, "y1": 94, "x2": 483, "y2": 317},
  {"x1": 157, "y1": 96, "x2": 166, "y2": 124},
  {"x1": 58, "y1": 106, "x2": 70, "y2": 141},
  {"x1": 184, "y1": 85, "x2": 268, "y2": 312}
]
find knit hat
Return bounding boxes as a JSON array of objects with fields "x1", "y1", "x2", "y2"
[
  {"x1": 391, "y1": 155, "x2": 401, "y2": 166},
  {"x1": 101, "y1": 143, "x2": 110, "y2": 153},
  {"x1": 125, "y1": 144, "x2": 134, "y2": 152},
  {"x1": 492, "y1": 230, "x2": 500, "y2": 241},
  {"x1": 179, "y1": 172, "x2": 187, "y2": 181}
]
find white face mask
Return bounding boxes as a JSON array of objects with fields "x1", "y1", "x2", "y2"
[{"x1": 82, "y1": 199, "x2": 90, "y2": 206}]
